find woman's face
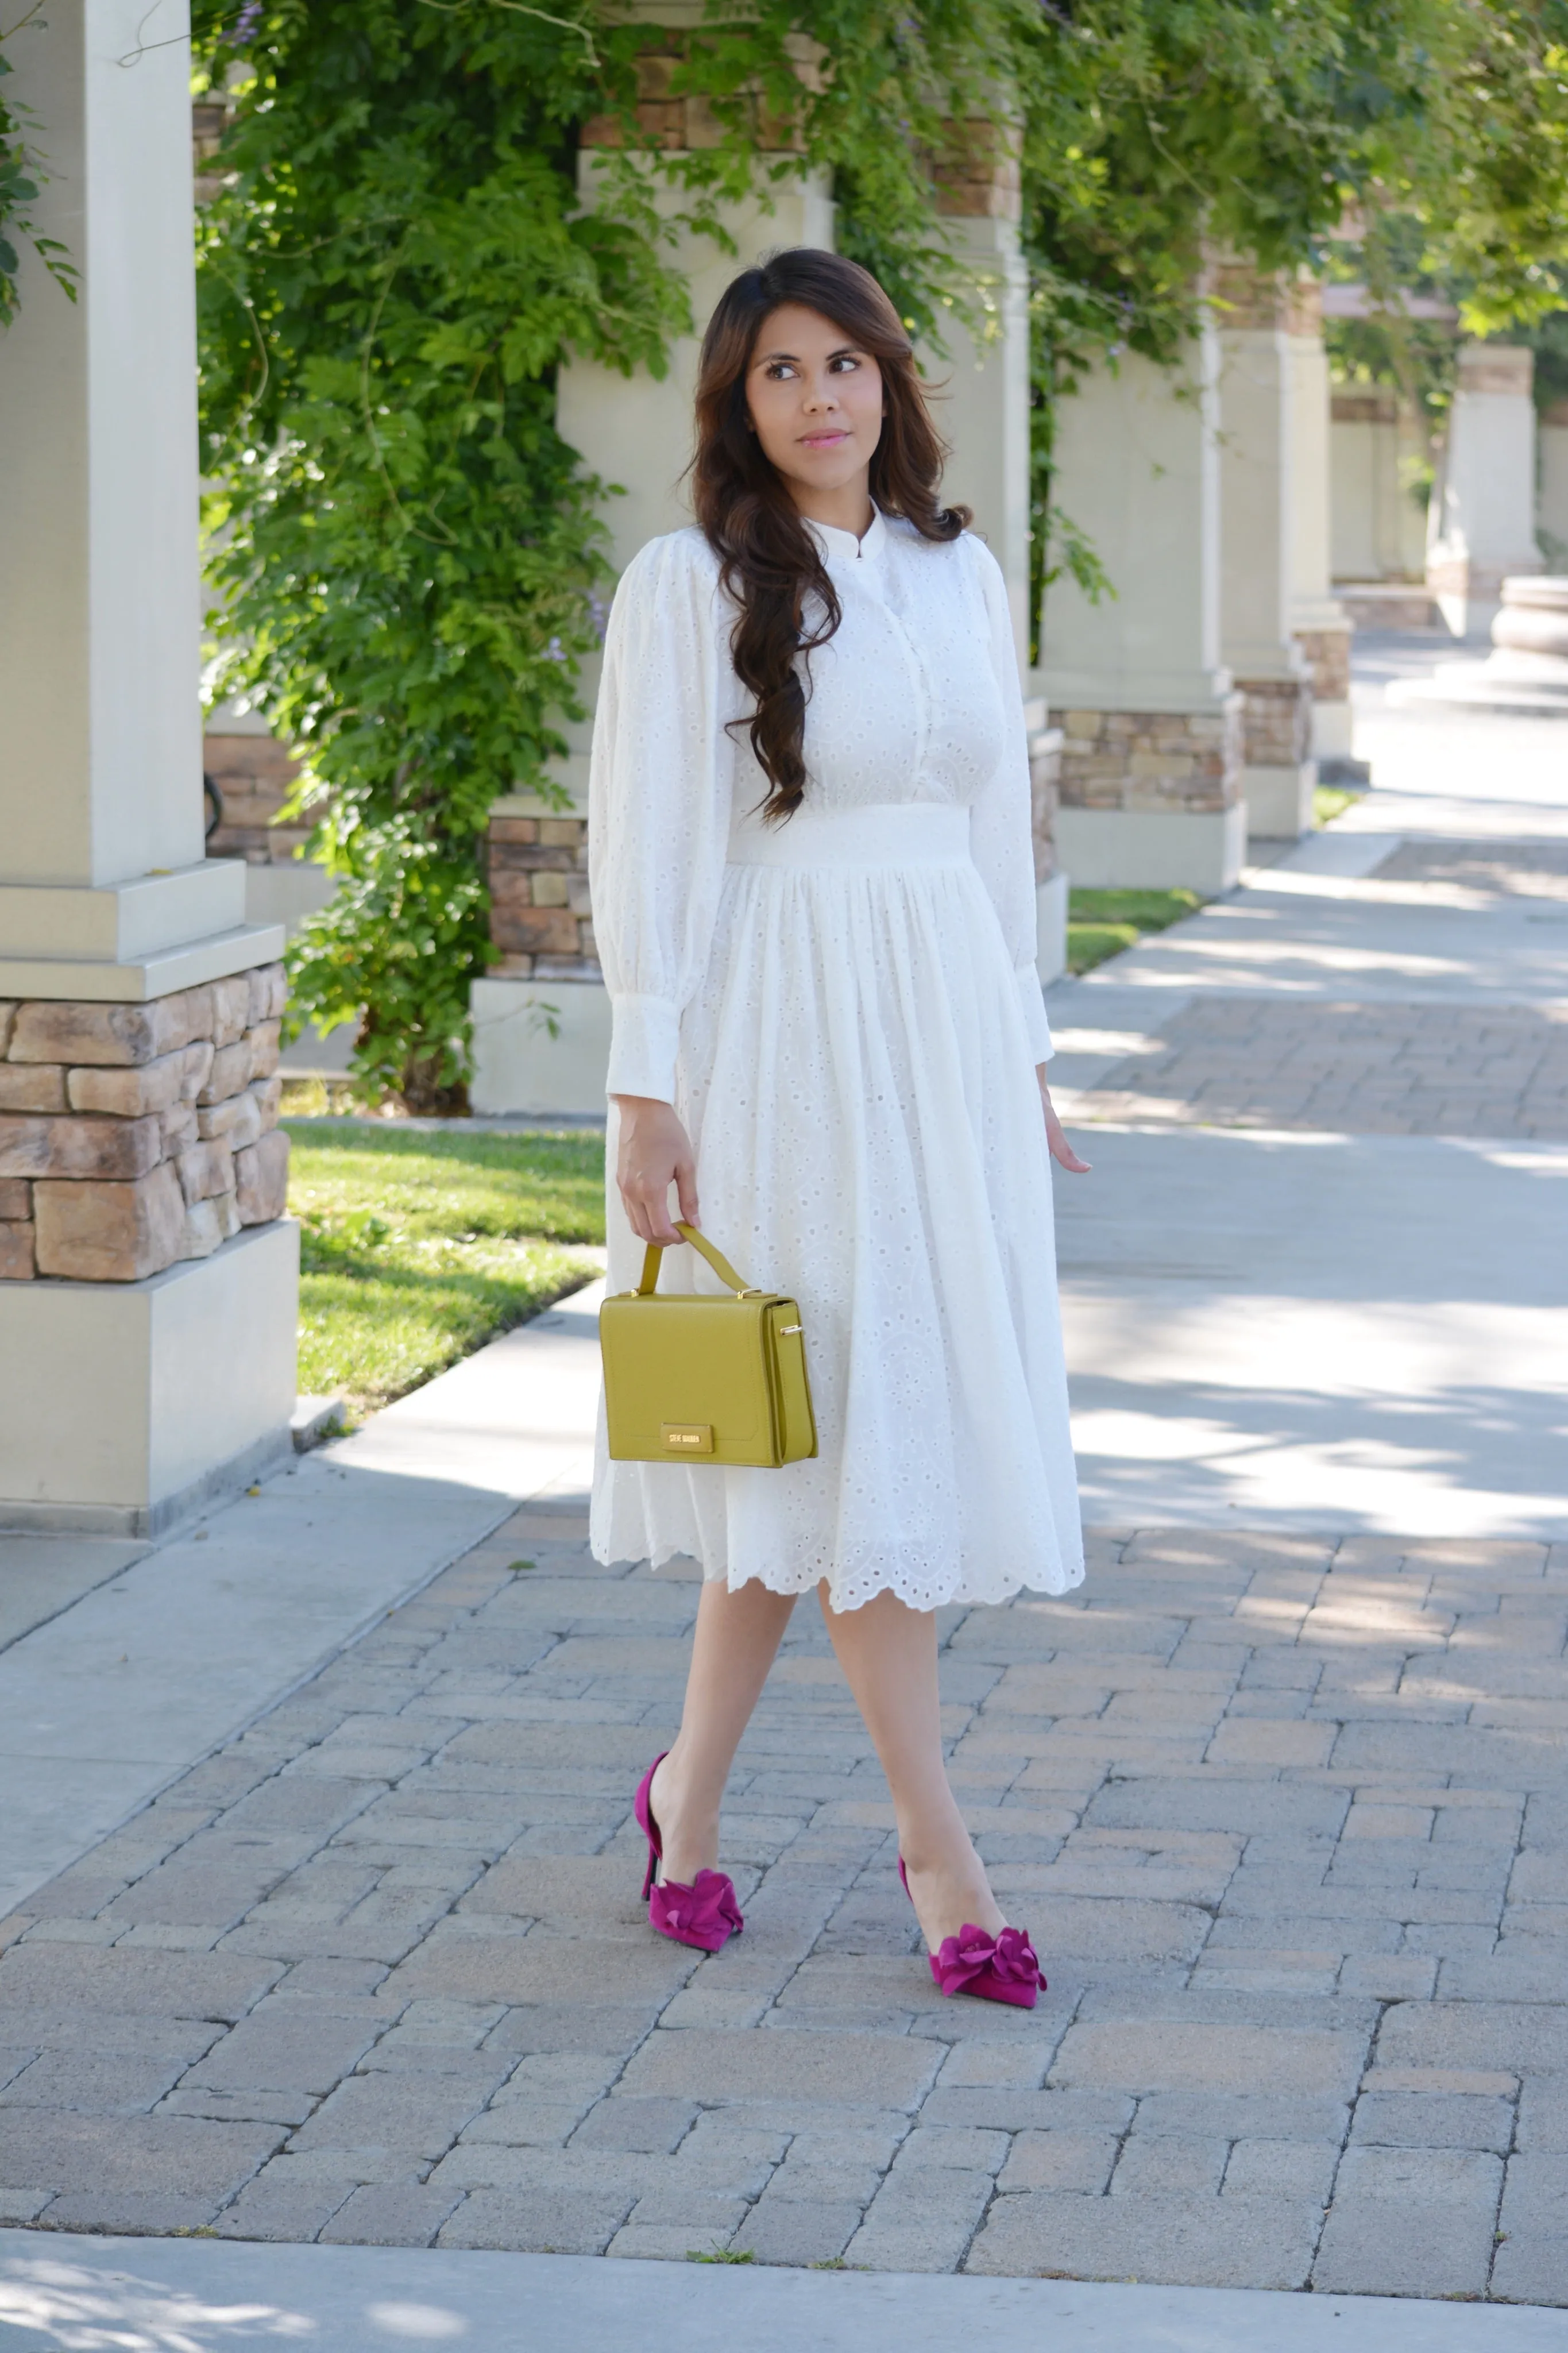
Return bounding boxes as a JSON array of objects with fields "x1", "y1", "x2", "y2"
[{"x1": 744, "y1": 303, "x2": 885, "y2": 507}]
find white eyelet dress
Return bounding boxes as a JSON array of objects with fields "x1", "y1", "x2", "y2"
[{"x1": 588, "y1": 507, "x2": 1084, "y2": 1613}]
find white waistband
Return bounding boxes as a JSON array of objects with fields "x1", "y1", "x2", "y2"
[{"x1": 727, "y1": 802, "x2": 971, "y2": 868}]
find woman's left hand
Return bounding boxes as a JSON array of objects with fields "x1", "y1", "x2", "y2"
[{"x1": 1038, "y1": 1067, "x2": 1091, "y2": 1174}]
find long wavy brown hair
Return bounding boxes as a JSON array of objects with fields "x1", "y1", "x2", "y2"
[{"x1": 691, "y1": 249, "x2": 968, "y2": 823}]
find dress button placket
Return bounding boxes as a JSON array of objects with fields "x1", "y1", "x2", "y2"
[{"x1": 877, "y1": 570, "x2": 932, "y2": 788}]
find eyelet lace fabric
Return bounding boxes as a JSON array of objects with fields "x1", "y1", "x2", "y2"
[{"x1": 588, "y1": 510, "x2": 1084, "y2": 1612}]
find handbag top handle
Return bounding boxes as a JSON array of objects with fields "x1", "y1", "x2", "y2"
[{"x1": 636, "y1": 1222, "x2": 759, "y2": 1298}]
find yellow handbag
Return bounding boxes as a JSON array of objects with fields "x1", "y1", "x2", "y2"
[{"x1": 600, "y1": 1222, "x2": 818, "y2": 1468}]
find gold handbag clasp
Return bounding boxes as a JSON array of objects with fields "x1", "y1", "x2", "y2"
[{"x1": 661, "y1": 1422, "x2": 715, "y2": 1455}]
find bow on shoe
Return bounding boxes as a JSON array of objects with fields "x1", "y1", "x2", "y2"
[
  {"x1": 932, "y1": 1923, "x2": 1046, "y2": 1999},
  {"x1": 650, "y1": 1868, "x2": 743, "y2": 1952}
]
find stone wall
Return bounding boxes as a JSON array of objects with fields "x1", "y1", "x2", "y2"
[
  {"x1": 0, "y1": 961, "x2": 289, "y2": 1282},
  {"x1": 1331, "y1": 388, "x2": 1397, "y2": 431},
  {"x1": 930, "y1": 115, "x2": 1021, "y2": 221},
  {"x1": 578, "y1": 32, "x2": 819, "y2": 153},
  {"x1": 1029, "y1": 723, "x2": 1062, "y2": 884},
  {"x1": 488, "y1": 812, "x2": 600, "y2": 980},
  {"x1": 1210, "y1": 259, "x2": 1319, "y2": 335},
  {"x1": 1235, "y1": 676, "x2": 1311, "y2": 770},
  {"x1": 1057, "y1": 702, "x2": 1243, "y2": 817},
  {"x1": 1293, "y1": 625, "x2": 1352, "y2": 706},
  {"x1": 204, "y1": 734, "x2": 311, "y2": 868},
  {"x1": 192, "y1": 94, "x2": 233, "y2": 201}
]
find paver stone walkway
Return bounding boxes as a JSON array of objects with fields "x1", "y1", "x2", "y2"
[
  {"x1": 1, "y1": 635, "x2": 1566, "y2": 2318},
  {"x1": 2, "y1": 1509, "x2": 1566, "y2": 2303}
]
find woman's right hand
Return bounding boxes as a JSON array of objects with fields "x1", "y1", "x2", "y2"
[{"x1": 611, "y1": 1095, "x2": 700, "y2": 1244}]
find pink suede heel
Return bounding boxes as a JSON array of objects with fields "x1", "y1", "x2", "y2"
[
  {"x1": 898, "y1": 1856, "x2": 1046, "y2": 2008},
  {"x1": 634, "y1": 1753, "x2": 742, "y2": 1954}
]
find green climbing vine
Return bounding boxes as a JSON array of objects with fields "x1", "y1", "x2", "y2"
[
  {"x1": 0, "y1": 1, "x2": 77, "y2": 327},
  {"x1": 192, "y1": 0, "x2": 1568, "y2": 1106},
  {"x1": 191, "y1": 0, "x2": 1037, "y2": 1109},
  {"x1": 1015, "y1": 0, "x2": 1568, "y2": 653}
]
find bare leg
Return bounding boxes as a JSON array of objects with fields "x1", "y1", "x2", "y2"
[
  {"x1": 649, "y1": 1576, "x2": 797, "y2": 1885},
  {"x1": 818, "y1": 1584, "x2": 1005, "y2": 1950}
]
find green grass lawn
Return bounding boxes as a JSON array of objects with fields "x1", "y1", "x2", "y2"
[
  {"x1": 284, "y1": 1123, "x2": 607, "y2": 1419},
  {"x1": 1314, "y1": 784, "x2": 1358, "y2": 827},
  {"x1": 1065, "y1": 886, "x2": 1203, "y2": 975}
]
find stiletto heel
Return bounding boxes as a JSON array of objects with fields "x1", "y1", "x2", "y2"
[
  {"x1": 634, "y1": 1753, "x2": 743, "y2": 1954},
  {"x1": 898, "y1": 1854, "x2": 1046, "y2": 2008}
]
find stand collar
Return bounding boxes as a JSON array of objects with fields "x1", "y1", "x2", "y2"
[{"x1": 803, "y1": 505, "x2": 888, "y2": 566}]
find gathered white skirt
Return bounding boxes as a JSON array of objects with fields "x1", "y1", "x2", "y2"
[{"x1": 589, "y1": 801, "x2": 1084, "y2": 1613}]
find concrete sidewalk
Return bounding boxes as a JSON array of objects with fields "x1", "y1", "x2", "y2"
[
  {"x1": 5, "y1": 2235, "x2": 1566, "y2": 2350},
  {"x1": 1059, "y1": 1129, "x2": 1568, "y2": 1537},
  {"x1": 1042, "y1": 652, "x2": 1568, "y2": 1544}
]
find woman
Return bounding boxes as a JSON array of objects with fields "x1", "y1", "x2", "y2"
[{"x1": 588, "y1": 248, "x2": 1088, "y2": 2007}]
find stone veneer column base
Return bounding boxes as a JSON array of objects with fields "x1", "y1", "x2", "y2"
[
  {"x1": 477, "y1": 794, "x2": 608, "y2": 1113},
  {"x1": 0, "y1": 1220, "x2": 299, "y2": 1534},
  {"x1": 1234, "y1": 674, "x2": 1315, "y2": 841},
  {"x1": 1243, "y1": 763, "x2": 1316, "y2": 839},
  {"x1": 488, "y1": 804, "x2": 596, "y2": 972},
  {"x1": 202, "y1": 730, "x2": 334, "y2": 936},
  {"x1": 0, "y1": 954, "x2": 299, "y2": 1530},
  {"x1": 1293, "y1": 620, "x2": 1354, "y2": 762},
  {"x1": 0, "y1": 962, "x2": 290, "y2": 1281},
  {"x1": 1054, "y1": 698, "x2": 1244, "y2": 891},
  {"x1": 1293, "y1": 624, "x2": 1351, "y2": 704}
]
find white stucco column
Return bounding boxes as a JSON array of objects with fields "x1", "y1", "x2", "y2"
[
  {"x1": 1428, "y1": 344, "x2": 1543, "y2": 638},
  {"x1": 932, "y1": 214, "x2": 1032, "y2": 660},
  {"x1": 0, "y1": 2, "x2": 274, "y2": 969},
  {"x1": 557, "y1": 165, "x2": 835, "y2": 586},
  {"x1": 1328, "y1": 388, "x2": 1427, "y2": 587},
  {"x1": 1542, "y1": 400, "x2": 1568, "y2": 564},
  {"x1": 471, "y1": 85, "x2": 835, "y2": 1113},
  {"x1": 922, "y1": 118, "x2": 1061, "y2": 972},
  {"x1": 0, "y1": 0, "x2": 298, "y2": 1532},
  {"x1": 917, "y1": 106, "x2": 1032, "y2": 672},
  {"x1": 1216, "y1": 268, "x2": 1315, "y2": 839},
  {"x1": 1286, "y1": 279, "x2": 1354, "y2": 761},
  {"x1": 1039, "y1": 333, "x2": 1244, "y2": 893}
]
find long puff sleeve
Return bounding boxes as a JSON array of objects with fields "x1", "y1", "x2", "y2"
[
  {"x1": 589, "y1": 532, "x2": 739, "y2": 1104},
  {"x1": 965, "y1": 535, "x2": 1054, "y2": 1064}
]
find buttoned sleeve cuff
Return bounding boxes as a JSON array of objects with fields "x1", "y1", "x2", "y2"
[
  {"x1": 605, "y1": 992, "x2": 682, "y2": 1104},
  {"x1": 1016, "y1": 963, "x2": 1054, "y2": 1064}
]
